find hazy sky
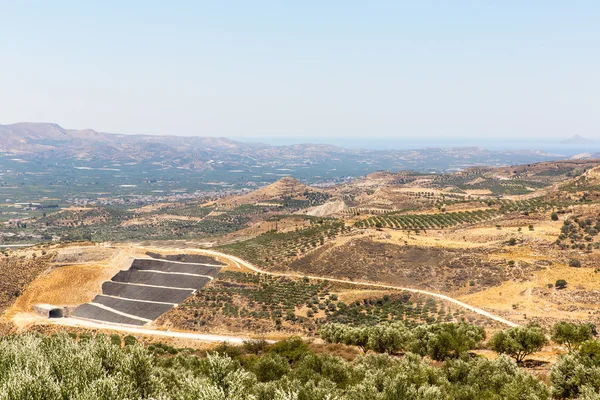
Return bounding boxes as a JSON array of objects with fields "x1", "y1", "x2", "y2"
[{"x1": 1, "y1": 1, "x2": 598, "y2": 141}]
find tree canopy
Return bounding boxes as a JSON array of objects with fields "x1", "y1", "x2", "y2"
[{"x1": 489, "y1": 323, "x2": 549, "y2": 364}]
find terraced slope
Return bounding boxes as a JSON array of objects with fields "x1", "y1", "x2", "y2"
[
  {"x1": 72, "y1": 257, "x2": 223, "y2": 326},
  {"x1": 356, "y1": 209, "x2": 500, "y2": 230}
]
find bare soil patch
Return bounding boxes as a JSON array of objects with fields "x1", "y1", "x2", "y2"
[
  {"x1": 288, "y1": 238, "x2": 541, "y2": 294},
  {"x1": 7, "y1": 263, "x2": 120, "y2": 317},
  {"x1": 0, "y1": 253, "x2": 54, "y2": 312}
]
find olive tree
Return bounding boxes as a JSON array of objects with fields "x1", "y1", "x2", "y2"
[
  {"x1": 551, "y1": 322, "x2": 593, "y2": 351},
  {"x1": 489, "y1": 323, "x2": 548, "y2": 364},
  {"x1": 410, "y1": 322, "x2": 486, "y2": 361},
  {"x1": 366, "y1": 322, "x2": 413, "y2": 355},
  {"x1": 551, "y1": 342, "x2": 600, "y2": 399}
]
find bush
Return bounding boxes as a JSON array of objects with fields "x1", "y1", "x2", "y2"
[
  {"x1": 78, "y1": 333, "x2": 92, "y2": 342},
  {"x1": 110, "y1": 334, "x2": 121, "y2": 347},
  {"x1": 569, "y1": 259, "x2": 582, "y2": 268},
  {"x1": 243, "y1": 338, "x2": 267, "y2": 355},
  {"x1": 213, "y1": 341, "x2": 243, "y2": 358},
  {"x1": 551, "y1": 212, "x2": 559, "y2": 221},
  {"x1": 367, "y1": 322, "x2": 413, "y2": 355},
  {"x1": 579, "y1": 339, "x2": 600, "y2": 360},
  {"x1": 252, "y1": 353, "x2": 290, "y2": 382},
  {"x1": 123, "y1": 335, "x2": 138, "y2": 346},
  {"x1": 555, "y1": 279, "x2": 568, "y2": 290},
  {"x1": 269, "y1": 336, "x2": 309, "y2": 362},
  {"x1": 445, "y1": 356, "x2": 550, "y2": 399}
]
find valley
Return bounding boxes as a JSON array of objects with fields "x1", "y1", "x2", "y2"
[{"x1": 2, "y1": 155, "x2": 600, "y2": 399}]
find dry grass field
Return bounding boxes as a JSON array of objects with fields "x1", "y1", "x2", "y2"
[{"x1": 7, "y1": 264, "x2": 120, "y2": 316}]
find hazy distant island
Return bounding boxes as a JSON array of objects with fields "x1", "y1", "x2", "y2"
[{"x1": 561, "y1": 134, "x2": 595, "y2": 145}]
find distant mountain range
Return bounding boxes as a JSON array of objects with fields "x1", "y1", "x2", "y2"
[{"x1": 0, "y1": 122, "x2": 594, "y2": 180}]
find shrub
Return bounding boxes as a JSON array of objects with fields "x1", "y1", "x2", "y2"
[
  {"x1": 252, "y1": 353, "x2": 290, "y2": 382},
  {"x1": 243, "y1": 339, "x2": 267, "y2": 355},
  {"x1": 123, "y1": 335, "x2": 138, "y2": 346},
  {"x1": 579, "y1": 339, "x2": 600, "y2": 360},
  {"x1": 270, "y1": 336, "x2": 309, "y2": 362},
  {"x1": 110, "y1": 334, "x2": 122, "y2": 347},
  {"x1": 322, "y1": 322, "x2": 484, "y2": 360},
  {"x1": 78, "y1": 333, "x2": 92, "y2": 342},
  {"x1": 213, "y1": 341, "x2": 243, "y2": 359},
  {"x1": 551, "y1": 212, "x2": 559, "y2": 221},
  {"x1": 569, "y1": 259, "x2": 582, "y2": 268},
  {"x1": 555, "y1": 279, "x2": 568, "y2": 290}
]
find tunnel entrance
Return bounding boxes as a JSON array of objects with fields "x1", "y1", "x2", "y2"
[
  {"x1": 33, "y1": 304, "x2": 67, "y2": 319},
  {"x1": 48, "y1": 308, "x2": 64, "y2": 318}
]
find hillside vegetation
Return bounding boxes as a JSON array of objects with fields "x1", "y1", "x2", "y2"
[{"x1": 4, "y1": 323, "x2": 600, "y2": 400}]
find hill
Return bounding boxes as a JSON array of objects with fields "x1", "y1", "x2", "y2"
[{"x1": 216, "y1": 177, "x2": 325, "y2": 208}]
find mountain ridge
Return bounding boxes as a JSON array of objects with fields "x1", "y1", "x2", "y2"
[{"x1": 0, "y1": 122, "x2": 581, "y2": 176}]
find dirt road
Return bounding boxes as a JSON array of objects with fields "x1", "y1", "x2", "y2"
[
  {"x1": 49, "y1": 317, "x2": 261, "y2": 344},
  {"x1": 195, "y1": 249, "x2": 519, "y2": 328},
  {"x1": 49, "y1": 246, "x2": 517, "y2": 343}
]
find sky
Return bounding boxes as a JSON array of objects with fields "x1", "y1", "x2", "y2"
[{"x1": 0, "y1": 1, "x2": 598, "y2": 144}]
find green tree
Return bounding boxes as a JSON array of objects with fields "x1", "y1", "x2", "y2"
[
  {"x1": 366, "y1": 322, "x2": 413, "y2": 355},
  {"x1": 490, "y1": 324, "x2": 548, "y2": 364},
  {"x1": 551, "y1": 322, "x2": 593, "y2": 351},
  {"x1": 426, "y1": 322, "x2": 486, "y2": 361},
  {"x1": 578, "y1": 339, "x2": 600, "y2": 361},
  {"x1": 550, "y1": 347, "x2": 600, "y2": 399},
  {"x1": 409, "y1": 322, "x2": 486, "y2": 361},
  {"x1": 445, "y1": 355, "x2": 550, "y2": 399}
]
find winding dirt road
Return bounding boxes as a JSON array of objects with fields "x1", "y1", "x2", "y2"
[
  {"x1": 196, "y1": 249, "x2": 519, "y2": 328},
  {"x1": 48, "y1": 247, "x2": 517, "y2": 343}
]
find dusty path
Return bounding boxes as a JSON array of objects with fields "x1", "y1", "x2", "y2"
[
  {"x1": 194, "y1": 249, "x2": 519, "y2": 328},
  {"x1": 49, "y1": 317, "x2": 258, "y2": 344},
  {"x1": 49, "y1": 246, "x2": 517, "y2": 342}
]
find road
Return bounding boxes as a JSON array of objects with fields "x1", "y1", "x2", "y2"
[
  {"x1": 50, "y1": 247, "x2": 517, "y2": 343},
  {"x1": 195, "y1": 249, "x2": 519, "y2": 328},
  {"x1": 49, "y1": 317, "x2": 261, "y2": 344}
]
